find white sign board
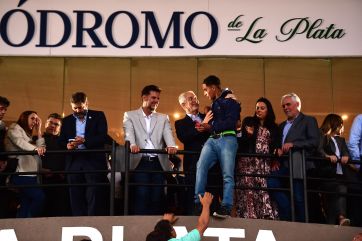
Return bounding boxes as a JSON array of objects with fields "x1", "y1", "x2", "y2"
[{"x1": 0, "y1": 0, "x2": 361, "y2": 57}]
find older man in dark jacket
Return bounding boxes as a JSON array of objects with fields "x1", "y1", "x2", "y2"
[{"x1": 268, "y1": 93, "x2": 319, "y2": 222}]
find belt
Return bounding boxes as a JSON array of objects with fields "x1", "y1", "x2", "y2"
[
  {"x1": 210, "y1": 130, "x2": 236, "y2": 139},
  {"x1": 141, "y1": 156, "x2": 159, "y2": 162}
]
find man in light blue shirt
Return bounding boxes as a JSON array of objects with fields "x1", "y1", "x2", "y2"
[
  {"x1": 348, "y1": 114, "x2": 362, "y2": 165},
  {"x1": 59, "y1": 92, "x2": 109, "y2": 216},
  {"x1": 347, "y1": 114, "x2": 362, "y2": 226}
]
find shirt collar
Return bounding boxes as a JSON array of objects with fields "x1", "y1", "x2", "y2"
[
  {"x1": 142, "y1": 110, "x2": 153, "y2": 118},
  {"x1": 287, "y1": 113, "x2": 299, "y2": 124},
  {"x1": 187, "y1": 112, "x2": 199, "y2": 118},
  {"x1": 73, "y1": 110, "x2": 88, "y2": 121}
]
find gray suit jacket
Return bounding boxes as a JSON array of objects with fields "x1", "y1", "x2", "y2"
[
  {"x1": 279, "y1": 112, "x2": 320, "y2": 178},
  {"x1": 123, "y1": 108, "x2": 176, "y2": 170}
]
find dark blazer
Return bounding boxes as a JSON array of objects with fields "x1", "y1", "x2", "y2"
[
  {"x1": 175, "y1": 114, "x2": 209, "y2": 172},
  {"x1": 42, "y1": 133, "x2": 66, "y2": 172},
  {"x1": 318, "y1": 133, "x2": 350, "y2": 177},
  {"x1": 58, "y1": 109, "x2": 108, "y2": 171},
  {"x1": 279, "y1": 112, "x2": 320, "y2": 178}
]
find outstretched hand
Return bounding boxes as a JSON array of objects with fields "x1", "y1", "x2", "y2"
[{"x1": 199, "y1": 192, "x2": 213, "y2": 207}]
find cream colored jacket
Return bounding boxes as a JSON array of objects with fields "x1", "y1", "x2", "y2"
[
  {"x1": 4, "y1": 123, "x2": 45, "y2": 174},
  {"x1": 123, "y1": 108, "x2": 176, "y2": 171}
]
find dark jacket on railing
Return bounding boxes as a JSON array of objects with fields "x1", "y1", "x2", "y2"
[
  {"x1": 175, "y1": 113, "x2": 209, "y2": 172},
  {"x1": 317, "y1": 133, "x2": 350, "y2": 178},
  {"x1": 42, "y1": 133, "x2": 66, "y2": 173},
  {"x1": 58, "y1": 110, "x2": 108, "y2": 171},
  {"x1": 278, "y1": 112, "x2": 320, "y2": 178}
]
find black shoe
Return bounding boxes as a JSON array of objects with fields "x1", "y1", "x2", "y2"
[
  {"x1": 193, "y1": 203, "x2": 202, "y2": 216},
  {"x1": 213, "y1": 205, "x2": 231, "y2": 219}
]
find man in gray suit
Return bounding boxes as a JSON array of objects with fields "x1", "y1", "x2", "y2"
[
  {"x1": 123, "y1": 85, "x2": 177, "y2": 215},
  {"x1": 268, "y1": 93, "x2": 319, "y2": 222}
]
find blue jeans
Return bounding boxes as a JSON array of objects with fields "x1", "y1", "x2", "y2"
[
  {"x1": 11, "y1": 176, "x2": 45, "y2": 218},
  {"x1": 195, "y1": 136, "x2": 238, "y2": 208},
  {"x1": 133, "y1": 158, "x2": 165, "y2": 215},
  {"x1": 267, "y1": 167, "x2": 305, "y2": 222}
]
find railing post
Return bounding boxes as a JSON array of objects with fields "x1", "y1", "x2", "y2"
[
  {"x1": 124, "y1": 141, "x2": 130, "y2": 215},
  {"x1": 109, "y1": 140, "x2": 116, "y2": 216},
  {"x1": 288, "y1": 150, "x2": 296, "y2": 221},
  {"x1": 302, "y1": 149, "x2": 309, "y2": 223}
]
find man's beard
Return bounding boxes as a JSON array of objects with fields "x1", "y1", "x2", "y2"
[
  {"x1": 150, "y1": 104, "x2": 158, "y2": 111},
  {"x1": 74, "y1": 111, "x2": 87, "y2": 118}
]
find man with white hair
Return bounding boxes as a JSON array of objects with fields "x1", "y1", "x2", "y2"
[
  {"x1": 268, "y1": 93, "x2": 319, "y2": 222},
  {"x1": 175, "y1": 91, "x2": 213, "y2": 215}
]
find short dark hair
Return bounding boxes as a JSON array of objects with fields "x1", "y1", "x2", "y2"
[
  {"x1": 146, "y1": 219, "x2": 173, "y2": 241},
  {"x1": 71, "y1": 92, "x2": 87, "y2": 104},
  {"x1": 146, "y1": 230, "x2": 169, "y2": 241},
  {"x1": 0, "y1": 96, "x2": 10, "y2": 107},
  {"x1": 141, "y1": 85, "x2": 161, "y2": 96},
  {"x1": 203, "y1": 75, "x2": 221, "y2": 87},
  {"x1": 47, "y1": 113, "x2": 62, "y2": 121},
  {"x1": 154, "y1": 220, "x2": 173, "y2": 237}
]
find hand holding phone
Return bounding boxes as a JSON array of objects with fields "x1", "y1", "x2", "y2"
[{"x1": 67, "y1": 138, "x2": 76, "y2": 150}]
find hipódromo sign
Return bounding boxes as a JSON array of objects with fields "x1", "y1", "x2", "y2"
[{"x1": 0, "y1": 0, "x2": 361, "y2": 57}]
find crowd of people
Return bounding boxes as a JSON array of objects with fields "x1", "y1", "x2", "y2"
[{"x1": 0, "y1": 75, "x2": 361, "y2": 229}]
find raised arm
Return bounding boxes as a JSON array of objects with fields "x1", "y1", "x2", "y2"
[{"x1": 196, "y1": 192, "x2": 213, "y2": 235}]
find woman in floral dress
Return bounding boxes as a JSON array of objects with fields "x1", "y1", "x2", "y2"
[{"x1": 235, "y1": 97, "x2": 279, "y2": 219}]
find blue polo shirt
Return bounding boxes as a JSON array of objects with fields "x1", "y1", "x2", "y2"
[{"x1": 169, "y1": 229, "x2": 200, "y2": 241}]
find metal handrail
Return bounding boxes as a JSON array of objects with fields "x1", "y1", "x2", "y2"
[
  {"x1": 122, "y1": 140, "x2": 362, "y2": 222},
  {"x1": 1, "y1": 141, "x2": 361, "y2": 221},
  {"x1": 0, "y1": 144, "x2": 116, "y2": 215}
]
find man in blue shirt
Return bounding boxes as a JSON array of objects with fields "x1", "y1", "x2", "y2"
[
  {"x1": 59, "y1": 92, "x2": 109, "y2": 216},
  {"x1": 348, "y1": 114, "x2": 362, "y2": 165},
  {"x1": 347, "y1": 114, "x2": 362, "y2": 226},
  {"x1": 194, "y1": 75, "x2": 241, "y2": 218}
]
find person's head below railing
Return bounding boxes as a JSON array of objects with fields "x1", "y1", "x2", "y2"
[{"x1": 146, "y1": 192, "x2": 213, "y2": 241}]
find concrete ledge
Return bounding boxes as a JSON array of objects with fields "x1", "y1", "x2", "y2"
[{"x1": 0, "y1": 216, "x2": 360, "y2": 241}]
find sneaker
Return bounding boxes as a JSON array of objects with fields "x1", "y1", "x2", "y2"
[{"x1": 213, "y1": 205, "x2": 231, "y2": 219}]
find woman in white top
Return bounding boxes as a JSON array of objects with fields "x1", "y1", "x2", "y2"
[{"x1": 5, "y1": 110, "x2": 46, "y2": 218}]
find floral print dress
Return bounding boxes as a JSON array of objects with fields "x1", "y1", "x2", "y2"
[{"x1": 234, "y1": 127, "x2": 278, "y2": 219}]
